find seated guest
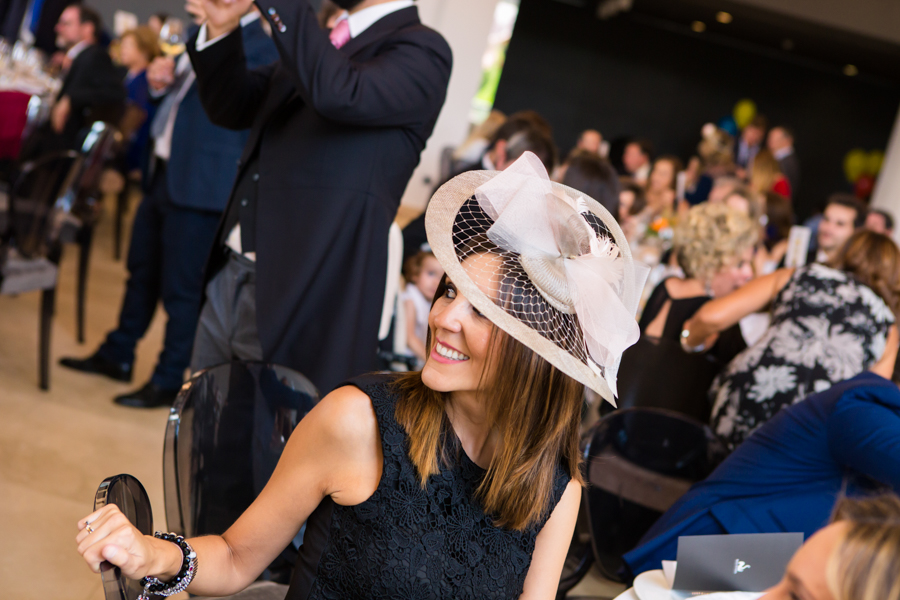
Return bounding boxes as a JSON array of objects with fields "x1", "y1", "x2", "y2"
[
  {"x1": 75, "y1": 154, "x2": 643, "y2": 599},
  {"x1": 812, "y1": 194, "x2": 867, "y2": 264},
  {"x1": 561, "y1": 149, "x2": 620, "y2": 218},
  {"x1": 683, "y1": 230, "x2": 899, "y2": 449},
  {"x1": 50, "y1": 5, "x2": 125, "y2": 146},
  {"x1": 697, "y1": 125, "x2": 736, "y2": 183},
  {"x1": 622, "y1": 138, "x2": 653, "y2": 186},
  {"x1": 576, "y1": 128, "x2": 604, "y2": 155},
  {"x1": 117, "y1": 26, "x2": 160, "y2": 173},
  {"x1": 722, "y1": 185, "x2": 765, "y2": 229},
  {"x1": 762, "y1": 495, "x2": 900, "y2": 600},
  {"x1": 750, "y1": 149, "x2": 792, "y2": 199},
  {"x1": 682, "y1": 155, "x2": 713, "y2": 206},
  {"x1": 21, "y1": 5, "x2": 125, "y2": 157},
  {"x1": 767, "y1": 126, "x2": 800, "y2": 199},
  {"x1": 754, "y1": 191, "x2": 793, "y2": 275},
  {"x1": 734, "y1": 114, "x2": 767, "y2": 174},
  {"x1": 644, "y1": 155, "x2": 682, "y2": 219},
  {"x1": 642, "y1": 203, "x2": 755, "y2": 348},
  {"x1": 866, "y1": 208, "x2": 894, "y2": 237},
  {"x1": 707, "y1": 176, "x2": 741, "y2": 204},
  {"x1": 623, "y1": 371, "x2": 900, "y2": 578},
  {"x1": 400, "y1": 250, "x2": 444, "y2": 368},
  {"x1": 618, "y1": 178, "x2": 648, "y2": 243}
]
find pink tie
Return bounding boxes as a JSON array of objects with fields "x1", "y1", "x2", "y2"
[{"x1": 329, "y1": 19, "x2": 351, "y2": 50}]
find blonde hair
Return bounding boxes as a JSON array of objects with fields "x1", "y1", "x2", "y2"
[
  {"x1": 673, "y1": 203, "x2": 758, "y2": 280},
  {"x1": 827, "y1": 495, "x2": 900, "y2": 600}
]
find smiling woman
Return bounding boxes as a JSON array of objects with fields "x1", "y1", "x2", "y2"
[{"x1": 75, "y1": 152, "x2": 645, "y2": 600}]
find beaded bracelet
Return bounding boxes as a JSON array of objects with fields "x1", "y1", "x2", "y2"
[{"x1": 137, "y1": 532, "x2": 198, "y2": 599}]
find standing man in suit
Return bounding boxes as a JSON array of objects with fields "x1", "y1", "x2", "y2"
[
  {"x1": 186, "y1": 0, "x2": 452, "y2": 395},
  {"x1": 768, "y1": 125, "x2": 800, "y2": 198},
  {"x1": 59, "y1": 2, "x2": 278, "y2": 408}
]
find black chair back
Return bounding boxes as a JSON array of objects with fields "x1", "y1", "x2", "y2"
[
  {"x1": 582, "y1": 408, "x2": 727, "y2": 581},
  {"x1": 6, "y1": 150, "x2": 79, "y2": 257},
  {"x1": 611, "y1": 335, "x2": 723, "y2": 422},
  {"x1": 93, "y1": 474, "x2": 153, "y2": 600},
  {"x1": 163, "y1": 361, "x2": 319, "y2": 539}
]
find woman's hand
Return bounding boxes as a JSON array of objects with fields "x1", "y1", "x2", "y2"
[{"x1": 75, "y1": 505, "x2": 181, "y2": 580}]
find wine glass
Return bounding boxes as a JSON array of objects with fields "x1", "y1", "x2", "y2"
[{"x1": 158, "y1": 18, "x2": 187, "y2": 57}]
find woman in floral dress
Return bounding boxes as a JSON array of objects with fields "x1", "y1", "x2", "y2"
[{"x1": 682, "y1": 230, "x2": 900, "y2": 450}]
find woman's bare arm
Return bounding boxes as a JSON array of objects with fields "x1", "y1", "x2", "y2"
[
  {"x1": 76, "y1": 386, "x2": 382, "y2": 596},
  {"x1": 869, "y1": 325, "x2": 899, "y2": 380},
  {"x1": 405, "y1": 298, "x2": 427, "y2": 361},
  {"x1": 519, "y1": 481, "x2": 581, "y2": 600},
  {"x1": 683, "y1": 268, "x2": 794, "y2": 348}
]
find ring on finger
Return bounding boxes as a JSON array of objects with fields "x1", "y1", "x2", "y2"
[{"x1": 85, "y1": 524, "x2": 94, "y2": 534}]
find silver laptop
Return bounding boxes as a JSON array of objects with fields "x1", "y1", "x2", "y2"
[{"x1": 671, "y1": 532, "x2": 804, "y2": 594}]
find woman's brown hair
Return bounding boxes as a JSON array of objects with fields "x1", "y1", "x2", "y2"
[
  {"x1": 827, "y1": 494, "x2": 900, "y2": 600},
  {"x1": 394, "y1": 268, "x2": 585, "y2": 531},
  {"x1": 121, "y1": 26, "x2": 161, "y2": 63},
  {"x1": 749, "y1": 148, "x2": 783, "y2": 194},
  {"x1": 830, "y1": 229, "x2": 900, "y2": 319}
]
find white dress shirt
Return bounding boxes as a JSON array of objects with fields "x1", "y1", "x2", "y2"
[{"x1": 217, "y1": 0, "x2": 414, "y2": 259}]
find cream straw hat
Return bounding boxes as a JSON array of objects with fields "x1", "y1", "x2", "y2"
[{"x1": 425, "y1": 152, "x2": 649, "y2": 404}]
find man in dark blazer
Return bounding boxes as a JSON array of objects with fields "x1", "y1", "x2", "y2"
[
  {"x1": 19, "y1": 4, "x2": 125, "y2": 157},
  {"x1": 0, "y1": 0, "x2": 68, "y2": 55},
  {"x1": 185, "y1": 0, "x2": 451, "y2": 395},
  {"x1": 59, "y1": 6, "x2": 278, "y2": 407}
]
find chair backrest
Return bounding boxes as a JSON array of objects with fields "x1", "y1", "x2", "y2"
[
  {"x1": 7, "y1": 150, "x2": 79, "y2": 256},
  {"x1": 163, "y1": 361, "x2": 319, "y2": 538},
  {"x1": 611, "y1": 335, "x2": 723, "y2": 422},
  {"x1": 93, "y1": 474, "x2": 153, "y2": 600},
  {"x1": 582, "y1": 408, "x2": 728, "y2": 580}
]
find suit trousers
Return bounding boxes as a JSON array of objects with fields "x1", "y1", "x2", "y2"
[
  {"x1": 97, "y1": 163, "x2": 221, "y2": 389},
  {"x1": 190, "y1": 251, "x2": 264, "y2": 373}
]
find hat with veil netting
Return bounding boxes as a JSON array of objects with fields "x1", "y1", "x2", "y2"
[{"x1": 425, "y1": 152, "x2": 649, "y2": 405}]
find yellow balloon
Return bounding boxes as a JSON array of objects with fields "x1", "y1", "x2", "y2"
[
  {"x1": 866, "y1": 150, "x2": 885, "y2": 175},
  {"x1": 844, "y1": 149, "x2": 868, "y2": 183},
  {"x1": 733, "y1": 99, "x2": 757, "y2": 130}
]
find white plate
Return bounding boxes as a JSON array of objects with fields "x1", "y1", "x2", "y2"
[{"x1": 632, "y1": 569, "x2": 765, "y2": 600}]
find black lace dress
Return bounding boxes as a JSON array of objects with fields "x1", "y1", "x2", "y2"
[{"x1": 285, "y1": 374, "x2": 571, "y2": 600}]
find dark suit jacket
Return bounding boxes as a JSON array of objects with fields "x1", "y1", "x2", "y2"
[
  {"x1": 166, "y1": 19, "x2": 277, "y2": 212},
  {"x1": 189, "y1": 1, "x2": 452, "y2": 393},
  {"x1": 624, "y1": 372, "x2": 900, "y2": 575},
  {"x1": 58, "y1": 44, "x2": 126, "y2": 146},
  {"x1": 777, "y1": 149, "x2": 800, "y2": 199},
  {"x1": 0, "y1": 0, "x2": 67, "y2": 54}
]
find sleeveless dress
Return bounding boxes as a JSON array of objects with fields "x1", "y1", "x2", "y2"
[
  {"x1": 286, "y1": 373, "x2": 571, "y2": 600},
  {"x1": 710, "y1": 264, "x2": 894, "y2": 450}
]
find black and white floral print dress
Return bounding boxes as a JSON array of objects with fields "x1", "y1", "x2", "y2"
[{"x1": 710, "y1": 263, "x2": 894, "y2": 450}]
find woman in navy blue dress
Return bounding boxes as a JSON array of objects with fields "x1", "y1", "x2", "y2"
[{"x1": 118, "y1": 27, "x2": 159, "y2": 173}]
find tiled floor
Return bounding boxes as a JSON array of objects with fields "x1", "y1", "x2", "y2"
[{"x1": 0, "y1": 196, "x2": 622, "y2": 599}]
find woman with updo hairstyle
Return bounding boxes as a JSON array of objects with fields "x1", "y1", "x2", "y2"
[
  {"x1": 615, "y1": 204, "x2": 757, "y2": 419},
  {"x1": 750, "y1": 148, "x2": 792, "y2": 199}
]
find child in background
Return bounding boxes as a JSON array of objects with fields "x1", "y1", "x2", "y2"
[{"x1": 401, "y1": 251, "x2": 444, "y2": 367}]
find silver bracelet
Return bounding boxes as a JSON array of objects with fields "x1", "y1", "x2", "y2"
[
  {"x1": 680, "y1": 328, "x2": 707, "y2": 353},
  {"x1": 137, "y1": 532, "x2": 198, "y2": 599}
]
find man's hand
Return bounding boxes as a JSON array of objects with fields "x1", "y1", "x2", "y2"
[
  {"x1": 51, "y1": 95, "x2": 71, "y2": 134},
  {"x1": 202, "y1": 0, "x2": 254, "y2": 40},
  {"x1": 147, "y1": 56, "x2": 176, "y2": 92}
]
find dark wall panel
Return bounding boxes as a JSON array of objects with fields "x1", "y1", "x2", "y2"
[{"x1": 494, "y1": 0, "x2": 900, "y2": 218}]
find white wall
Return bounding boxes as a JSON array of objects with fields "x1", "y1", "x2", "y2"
[
  {"x1": 402, "y1": 0, "x2": 501, "y2": 211},
  {"x1": 871, "y1": 105, "x2": 900, "y2": 242}
]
